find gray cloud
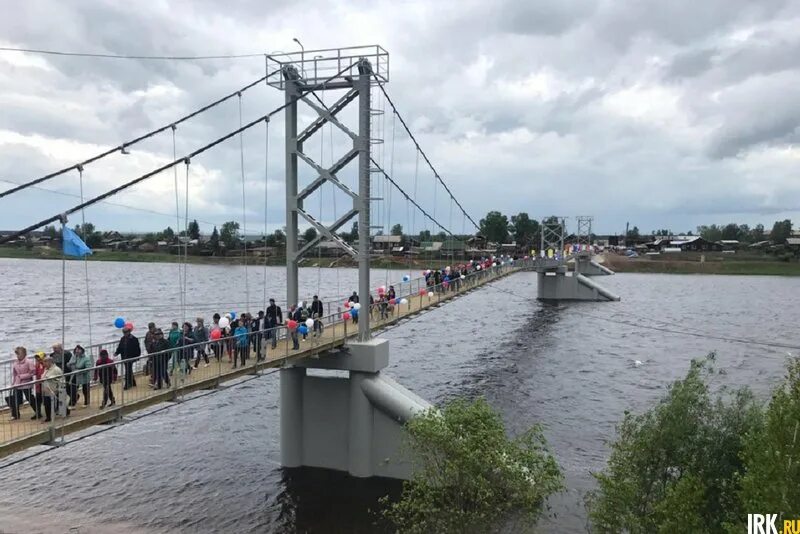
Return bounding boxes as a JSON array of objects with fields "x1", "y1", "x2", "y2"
[{"x1": 0, "y1": 0, "x2": 799, "y2": 236}]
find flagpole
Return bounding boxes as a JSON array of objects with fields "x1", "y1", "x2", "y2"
[{"x1": 60, "y1": 215, "x2": 67, "y2": 352}]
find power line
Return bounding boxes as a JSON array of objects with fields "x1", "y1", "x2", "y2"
[
  {"x1": 0, "y1": 46, "x2": 265, "y2": 60},
  {"x1": 371, "y1": 76, "x2": 481, "y2": 232},
  {"x1": 0, "y1": 61, "x2": 359, "y2": 245},
  {"x1": 0, "y1": 71, "x2": 279, "y2": 199}
]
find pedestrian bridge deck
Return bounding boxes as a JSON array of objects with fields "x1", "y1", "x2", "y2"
[{"x1": 0, "y1": 262, "x2": 528, "y2": 459}]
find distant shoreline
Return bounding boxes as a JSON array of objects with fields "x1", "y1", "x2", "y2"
[
  {"x1": 3, "y1": 246, "x2": 799, "y2": 276},
  {"x1": 601, "y1": 255, "x2": 800, "y2": 276},
  {"x1": 0, "y1": 246, "x2": 453, "y2": 270}
]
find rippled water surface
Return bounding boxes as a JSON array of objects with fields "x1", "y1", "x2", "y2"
[{"x1": 0, "y1": 259, "x2": 798, "y2": 533}]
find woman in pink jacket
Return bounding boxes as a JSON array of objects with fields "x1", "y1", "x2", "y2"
[{"x1": 8, "y1": 347, "x2": 37, "y2": 420}]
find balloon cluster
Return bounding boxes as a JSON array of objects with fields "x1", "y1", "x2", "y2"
[{"x1": 113, "y1": 317, "x2": 134, "y2": 331}]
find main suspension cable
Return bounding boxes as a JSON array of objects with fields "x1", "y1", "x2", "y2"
[
  {"x1": 0, "y1": 72, "x2": 279, "y2": 199},
  {"x1": 0, "y1": 62, "x2": 358, "y2": 245}
]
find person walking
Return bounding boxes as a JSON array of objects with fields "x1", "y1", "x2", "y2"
[
  {"x1": 31, "y1": 352, "x2": 45, "y2": 420},
  {"x1": 71, "y1": 345, "x2": 92, "y2": 408},
  {"x1": 42, "y1": 356, "x2": 68, "y2": 422},
  {"x1": 7, "y1": 347, "x2": 36, "y2": 420},
  {"x1": 144, "y1": 322, "x2": 157, "y2": 384},
  {"x1": 168, "y1": 321, "x2": 181, "y2": 372},
  {"x1": 178, "y1": 322, "x2": 195, "y2": 375},
  {"x1": 266, "y1": 299, "x2": 283, "y2": 350},
  {"x1": 311, "y1": 296, "x2": 324, "y2": 337},
  {"x1": 252, "y1": 311, "x2": 264, "y2": 360},
  {"x1": 115, "y1": 325, "x2": 141, "y2": 390},
  {"x1": 150, "y1": 329, "x2": 171, "y2": 389},
  {"x1": 50, "y1": 343, "x2": 75, "y2": 405},
  {"x1": 193, "y1": 317, "x2": 210, "y2": 369},
  {"x1": 233, "y1": 320, "x2": 249, "y2": 368},
  {"x1": 349, "y1": 292, "x2": 359, "y2": 324},
  {"x1": 298, "y1": 303, "x2": 309, "y2": 341},
  {"x1": 94, "y1": 349, "x2": 117, "y2": 408}
]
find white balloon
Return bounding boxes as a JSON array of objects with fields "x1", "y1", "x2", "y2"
[
  {"x1": 219, "y1": 317, "x2": 230, "y2": 329},
  {"x1": 353, "y1": 303, "x2": 362, "y2": 310},
  {"x1": 477, "y1": 265, "x2": 482, "y2": 270},
  {"x1": 427, "y1": 291, "x2": 434, "y2": 297},
  {"x1": 305, "y1": 318, "x2": 314, "y2": 328},
  {"x1": 460, "y1": 275, "x2": 466, "y2": 280},
  {"x1": 400, "y1": 298, "x2": 408, "y2": 305}
]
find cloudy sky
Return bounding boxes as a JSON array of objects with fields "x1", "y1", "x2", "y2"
[{"x1": 1, "y1": 0, "x2": 799, "y2": 237}]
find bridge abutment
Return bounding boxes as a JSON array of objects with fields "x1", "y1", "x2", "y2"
[
  {"x1": 279, "y1": 338, "x2": 431, "y2": 479},
  {"x1": 574, "y1": 253, "x2": 615, "y2": 276},
  {"x1": 537, "y1": 266, "x2": 620, "y2": 301}
]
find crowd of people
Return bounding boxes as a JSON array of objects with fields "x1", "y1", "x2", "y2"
[{"x1": 5, "y1": 258, "x2": 517, "y2": 424}]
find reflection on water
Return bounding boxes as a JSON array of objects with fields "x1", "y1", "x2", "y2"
[{"x1": 1, "y1": 262, "x2": 798, "y2": 533}]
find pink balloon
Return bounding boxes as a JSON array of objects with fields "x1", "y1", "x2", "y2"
[
  {"x1": 124, "y1": 322, "x2": 134, "y2": 331},
  {"x1": 344, "y1": 301, "x2": 351, "y2": 309},
  {"x1": 343, "y1": 312, "x2": 351, "y2": 320},
  {"x1": 419, "y1": 288, "x2": 427, "y2": 296},
  {"x1": 287, "y1": 320, "x2": 298, "y2": 331}
]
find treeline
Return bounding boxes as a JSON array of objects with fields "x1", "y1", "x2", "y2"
[
  {"x1": 626, "y1": 219, "x2": 794, "y2": 244},
  {"x1": 589, "y1": 354, "x2": 800, "y2": 531}
]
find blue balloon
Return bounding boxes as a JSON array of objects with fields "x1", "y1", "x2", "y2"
[
  {"x1": 114, "y1": 317, "x2": 125, "y2": 329},
  {"x1": 351, "y1": 308, "x2": 359, "y2": 318},
  {"x1": 230, "y1": 311, "x2": 237, "y2": 320},
  {"x1": 298, "y1": 325, "x2": 308, "y2": 335},
  {"x1": 402, "y1": 275, "x2": 410, "y2": 282}
]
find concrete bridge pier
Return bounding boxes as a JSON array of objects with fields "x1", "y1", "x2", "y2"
[
  {"x1": 574, "y1": 252, "x2": 615, "y2": 276},
  {"x1": 280, "y1": 338, "x2": 431, "y2": 479},
  {"x1": 537, "y1": 265, "x2": 620, "y2": 302}
]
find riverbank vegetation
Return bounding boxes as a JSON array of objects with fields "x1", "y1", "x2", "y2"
[
  {"x1": 588, "y1": 354, "x2": 800, "y2": 532},
  {"x1": 381, "y1": 398, "x2": 563, "y2": 533},
  {"x1": 603, "y1": 254, "x2": 800, "y2": 276}
]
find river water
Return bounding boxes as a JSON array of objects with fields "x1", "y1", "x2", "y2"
[{"x1": 0, "y1": 258, "x2": 798, "y2": 533}]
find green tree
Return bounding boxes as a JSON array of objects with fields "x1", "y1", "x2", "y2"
[
  {"x1": 736, "y1": 358, "x2": 800, "y2": 526},
  {"x1": 697, "y1": 224, "x2": 722, "y2": 242},
  {"x1": 770, "y1": 219, "x2": 792, "y2": 243},
  {"x1": 73, "y1": 222, "x2": 102, "y2": 248},
  {"x1": 391, "y1": 223, "x2": 403, "y2": 236},
  {"x1": 722, "y1": 223, "x2": 742, "y2": 241},
  {"x1": 302, "y1": 227, "x2": 318, "y2": 243},
  {"x1": 418, "y1": 229, "x2": 432, "y2": 241},
  {"x1": 626, "y1": 225, "x2": 640, "y2": 239},
  {"x1": 219, "y1": 221, "x2": 240, "y2": 249},
  {"x1": 160, "y1": 226, "x2": 175, "y2": 242},
  {"x1": 750, "y1": 224, "x2": 765, "y2": 242},
  {"x1": 188, "y1": 219, "x2": 200, "y2": 240},
  {"x1": 588, "y1": 355, "x2": 762, "y2": 533},
  {"x1": 480, "y1": 211, "x2": 510, "y2": 243},
  {"x1": 382, "y1": 398, "x2": 563, "y2": 533},
  {"x1": 273, "y1": 229, "x2": 286, "y2": 246},
  {"x1": 510, "y1": 212, "x2": 540, "y2": 247},
  {"x1": 209, "y1": 226, "x2": 220, "y2": 253},
  {"x1": 42, "y1": 225, "x2": 57, "y2": 239}
]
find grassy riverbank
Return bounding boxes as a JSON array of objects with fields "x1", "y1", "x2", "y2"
[
  {"x1": 0, "y1": 246, "x2": 452, "y2": 270},
  {"x1": 603, "y1": 255, "x2": 800, "y2": 276}
]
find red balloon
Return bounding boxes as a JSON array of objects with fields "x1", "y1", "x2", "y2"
[
  {"x1": 377, "y1": 287, "x2": 385, "y2": 294},
  {"x1": 389, "y1": 298, "x2": 396, "y2": 306},
  {"x1": 124, "y1": 322, "x2": 134, "y2": 331},
  {"x1": 210, "y1": 329, "x2": 222, "y2": 340},
  {"x1": 343, "y1": 312, "x2": 351, "y2": 320},
  {"x1": 344, "y1": 301, "x2": 351, "y2": 309},
  {"x1": 287, "y1": 320, "x2": 298, "y2": 331},
  {"x1": 418, "y1": 288, "x2": 426, "y2": 296}
]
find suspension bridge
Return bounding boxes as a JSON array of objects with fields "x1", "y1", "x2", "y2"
[{"x1": 0, "y1": 46, "x2": 617, "y2": 471}]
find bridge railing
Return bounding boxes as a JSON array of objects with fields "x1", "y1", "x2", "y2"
[
  {"x1": 0, "y1": 259, "x2": 534, "y2": 388},
  {"x1": 0, "y1": 259, "x2": 533, "y2": 451}
]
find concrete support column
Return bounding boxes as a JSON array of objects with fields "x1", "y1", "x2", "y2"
[
  {"x1": 348, "y1": 371, "x2": 374, "y2": 477},
  {"x1": 280, "y1": 366, "x2": 306, "y2": 467}
]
